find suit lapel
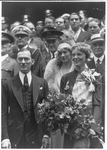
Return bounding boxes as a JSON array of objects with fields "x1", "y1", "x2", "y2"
[
  {"x1": 11, "y1": 74, "x2": 24, "y2": 111},
  {"x1": 100, "y1": 56, "x2": 105, "y2": 72},
  {"x1": 32, "y1": 74, "x2": 40, "y2": 107}
]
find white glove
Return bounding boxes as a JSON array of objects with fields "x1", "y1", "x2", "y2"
[
  {"x1": 41, "y1": 135, "x2": 51, "y2": 148},
  {"x1": 1, "y1": 139, "x2": 11, "y2": 148}
]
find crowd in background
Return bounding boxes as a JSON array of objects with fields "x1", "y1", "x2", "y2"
[{"x1": 1, "y1": 8, "x2": 105, "y2": 148}]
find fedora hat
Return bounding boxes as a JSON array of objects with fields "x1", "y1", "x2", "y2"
[
  {"x1": 41, "y1": 27, "x2": 63, "y2": 40},
  {"x1": 90, "y1": 34, "x2": 105, "y2": 44}
]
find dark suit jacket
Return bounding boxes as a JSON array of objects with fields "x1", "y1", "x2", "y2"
[
  {"x1": 86, "y1": 57, "x2": 105, "y2": 127},
  {"x1": 76, "y1": 30, "x2": 91, "y2": 42},
  {"x1": 1, "y1": 56, "x2": 19, "y2": 79},
  {"x1": 86, "y1": 57, "x2": 105, "y2": 82},
  {"x1": 2, "y1": 73, "x2": 49, "y2": 147}
]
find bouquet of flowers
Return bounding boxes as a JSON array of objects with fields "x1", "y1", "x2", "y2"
[
  {"x1": 37, "y1": 92, "x2": 101, "y2": 140},
  {"x1": 37, "y1": 93, "x2": 74, "y2": 135},
  {"x1": 80, "y1": 68, "x2": 101, "y2": 92}
]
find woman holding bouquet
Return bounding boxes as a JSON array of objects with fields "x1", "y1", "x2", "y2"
[{"x1": 60, "y1": 42, "x2": 103, "y2": 148}]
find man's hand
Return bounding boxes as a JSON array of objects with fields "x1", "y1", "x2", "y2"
[
  {"x1": 1, "y1": 139, "x2": 11, "y2": 148},
  {"x1": 41, "y1": 135, "x2": 51, "y2": 148}
]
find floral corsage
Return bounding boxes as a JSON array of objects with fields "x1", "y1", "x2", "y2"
[{"x1": 81, "y1": 68, "x2": 101, "y2": 92}]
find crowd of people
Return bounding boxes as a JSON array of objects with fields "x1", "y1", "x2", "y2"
[{"x1": 1, "y1": 8, "x2": 105, "y2": 148}]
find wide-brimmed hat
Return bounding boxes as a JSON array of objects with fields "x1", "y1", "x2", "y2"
[
  {"x1": 89, "y1": 34, "x2": 105, "y2": 44},
  {"x1": 41, "y1": 27, "x2": 63, "y2": 40},
  {"x1": 11, "y1": 25, "x2": 31, "y2": 37},
  {"x1": 2, "y1": 31, "x2": 15, "y2": 43}
]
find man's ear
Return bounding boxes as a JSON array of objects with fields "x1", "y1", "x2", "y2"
[{"x1": 32, "y1": 59, "x2": 35, "y2": 65}]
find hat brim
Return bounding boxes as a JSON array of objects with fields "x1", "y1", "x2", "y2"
[
  {"x1": 2, "y1": 32, "x2": 15, "y2": 43},
  {"x1": 90, "y1": 39, "x2": 105, "y2": 44},
  {"x1": 15, "y1": 32, "x2": 28, "y2": 36},
  {"x1": 42, "y1": 30, "x2": 63, "y2": 38}
]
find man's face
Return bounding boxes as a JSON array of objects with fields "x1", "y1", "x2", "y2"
[
  {"x1": 46, "y1": 38, "x2": 60, "y2": 54},
  {"x1": 45, "y1": 18, "x2": 55, "y2": 27},
  {"x1": 2, "y1": 23, "x2": 9, "y2": 31},
  {"x1": 91, "y1": 41, "x2": 105, "y2": 57},
  {"x1": 17, "y1": 50, "x2": 34, "y2": 74},
  {"x1": 36, "y1": 24, "x2": 43, "y2": 31},
  {"x1": 15, "y1": 34, "x2": 29, "y2": 48},
  {"x1": 70, "y1": 14, "x2": 81, "y2": 31},
  {"x1": 1, "y1": 40, "x2": 11, "y2": 56},
  {"x1": 24, "y1": 22, "x2": 35, "y2": 36},
  {"x1": 55, "y1": 18, "x2": 65, "y2": 31},
  {"x1": 88, "y1": 21, "x2": 100, "y2": 35}
]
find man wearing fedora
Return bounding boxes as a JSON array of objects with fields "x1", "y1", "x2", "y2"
[
  {"x1": 86, "y1": 33, "x2": 105, "y2": 147},
  {"x1": 1, "y1": 31, "x2": 19, "y2": 80}
]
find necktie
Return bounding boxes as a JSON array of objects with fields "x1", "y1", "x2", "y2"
[
  {"x1": 24, "y1": 74, "x2": 29, "y2": 90},
  {"x1": 96, "y1": 59, "x2": 100, "y2": 66}
]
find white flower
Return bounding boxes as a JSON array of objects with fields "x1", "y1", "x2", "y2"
[
  {"x1": 64, "y1": 81, "x2": 70, "y2": 90},
  {"x1": 93, "y1": 71, "x2": 100, "y2": 77},
  {"x1": 81, "y1": 70, "x2": 90, "y2": 78},
  {"x1": 89, "y1": 82, "x2": 95, "y2": 92},
  {"x1": 60, "y1": 113, "x2": 65, "y2": 119},
  {"x1": 83, "y1": 99, "x2": 92, "y2": 106},
  {"x1": 89, "y1": 129, "x2": 96, "y2": 135}
]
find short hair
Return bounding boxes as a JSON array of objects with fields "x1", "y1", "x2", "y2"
[
  {"x1": 71, "y1": 42, "x2": 91, "y2": 59},
  {"x1": 88, "y1": 18, "x2": 101, "y2": 27},
  {"x1": 23, "y1": 21, "x2": 35, "y2": 29},
  {"x1": 45, "y1": 16, "x2": 55, "y2": 23},
  {"x1": 55, "y1": 17, "x2": 66, "y2": 24},
  {"x1": 17, "y1": 46, "x2": 35, "y2": 59},
  {"x1": 70, "y1": 12, "x2": 81, "y2": 20}
]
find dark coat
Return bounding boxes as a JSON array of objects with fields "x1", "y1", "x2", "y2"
[
  {"x1": 86, "y1": 56, "x2": 105, "y2": 132},
  {"x1": 2, "y1": 73, "x2": 49, "y2": 148},
  {"x1": 76, "y1": 30, "x2": 91, "y2": 42},
  {"x1": 60, "y1": 69, "x2": 103, "y2": 148}
]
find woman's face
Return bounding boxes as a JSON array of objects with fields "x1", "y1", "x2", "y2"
[
  {"x1": 72, "y1": 48, "x2": 86, "y2": 67},
  {"x1": 58, "y1": 48, "x2": 71, "y2": 63}
]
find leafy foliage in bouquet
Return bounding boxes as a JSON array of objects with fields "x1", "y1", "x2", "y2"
[
  {"x1": 37, "y1": 92, "x2": 74, "y2": 134},
  {"x1": 67, "y1": 98, "x2": 96, "y2": 140},
  {"x1": 37, "y1": 92, "x2": 99, "y2": 139}
]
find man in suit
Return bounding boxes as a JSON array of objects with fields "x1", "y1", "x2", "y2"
[
  {"x1": 1, "y1": 48, "x2": 49, "y2": 148},
  {"x1": 69, "y1": 12, "x2": 91, "y2": 42},
  {"x1": 86, "y1": 33, "x2": 105, "y2": 144},
  {"x1": 1, "y1": 31, "x2": 19, "y2": 80}
]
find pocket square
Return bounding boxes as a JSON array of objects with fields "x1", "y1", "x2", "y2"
[{"x1": 40, "y1": 87, "x2": 43, "y2": 90}]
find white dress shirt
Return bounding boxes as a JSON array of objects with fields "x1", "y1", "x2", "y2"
[
  {"x1": 19, "y1": 71, "x2": 32, "y2": 86},
  {"x1": 94, "y1": 55, "x2": 104, "y2": 65}
]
